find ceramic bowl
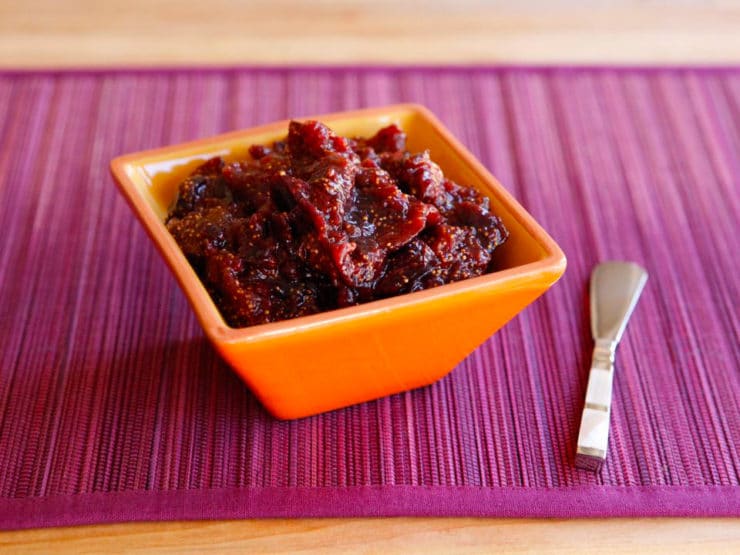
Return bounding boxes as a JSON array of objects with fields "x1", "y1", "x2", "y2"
[{"x1": 110, "y1": 104, "x2": 566, "y2": 419}]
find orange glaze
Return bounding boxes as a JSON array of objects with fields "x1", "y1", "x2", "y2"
[{"x1": 111, "y1": 104, "x2": 566, "y2": 419}]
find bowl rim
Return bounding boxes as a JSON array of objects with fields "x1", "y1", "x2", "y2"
[{"x1": 110, "y1": 103, "x2": 566, "y2": 345}]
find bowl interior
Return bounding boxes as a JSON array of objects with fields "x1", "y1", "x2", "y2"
[{"x1": 120, "y1": 106, "x2": 549, "y2": 283}]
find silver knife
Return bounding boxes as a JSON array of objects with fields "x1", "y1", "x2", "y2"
[{"x1": 575, "y1": 261, "x2": 648, "y2": 471}]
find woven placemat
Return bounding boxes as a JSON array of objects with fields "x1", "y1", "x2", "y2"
[{"x1": 0, "y1": 66, "x2": 738, "y2": 530}]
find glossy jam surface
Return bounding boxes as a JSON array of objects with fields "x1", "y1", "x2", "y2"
[{"x1": 166, "y1": 121, "x2": 508, "y2": 327}]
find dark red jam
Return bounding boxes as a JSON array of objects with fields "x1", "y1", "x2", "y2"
[{"x1": 166, "y1": 121, "x2": 508, "y2": 327}]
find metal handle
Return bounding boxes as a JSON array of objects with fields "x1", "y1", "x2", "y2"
[{"x1": 576, "y1": 261, "x2": 648, "y2": 471}]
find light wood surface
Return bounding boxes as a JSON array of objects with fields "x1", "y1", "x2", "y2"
[
  {"x1": 2, "y1": 518, "x2": 740, "y2": 555},
  {"x1": 1, "y1": 0, "x2": 740, "y2": 67},
  {"x1": 2, "y1": 1, "x2": 739, "y2": 553}
]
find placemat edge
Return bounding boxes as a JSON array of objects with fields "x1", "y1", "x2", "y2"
[
  {"x1": 0, "y1": 63, "x2": 739, "y2": 79},
  {"x1": 2, "y1": 485, "x2": 738, "y2": 530}
]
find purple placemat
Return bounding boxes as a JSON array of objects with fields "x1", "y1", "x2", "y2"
[{"x1": 0, "y1": 66, "x2": 738, "y2": 530}]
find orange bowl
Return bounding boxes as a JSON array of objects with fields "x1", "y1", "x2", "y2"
[{"x1": 110, "y1": 104, "x2": 566, "y2": 419}]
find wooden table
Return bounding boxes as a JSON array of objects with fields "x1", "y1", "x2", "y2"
[{"x1": 1, "y1": 1, "x2": 738, "y2": 553}]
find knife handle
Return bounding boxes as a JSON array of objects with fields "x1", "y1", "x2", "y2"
[{"x1": 575, "y1": 339, "x2": 615, "y2": 471}]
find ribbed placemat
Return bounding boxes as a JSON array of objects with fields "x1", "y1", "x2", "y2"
[{"x1": 0, "y1": 66, "x2": 738, "y2": 530}]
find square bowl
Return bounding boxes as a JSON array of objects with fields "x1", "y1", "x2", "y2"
[{"x1": 110, "y1": 103, "x2": 566, "y2": 419}]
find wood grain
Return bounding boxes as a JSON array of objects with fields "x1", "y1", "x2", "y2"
[
  {"x1": 1, "y1": 0, "x2": 739, "y2": 67},
  {"x1": 1, "y1": 1, "x2": 738, "y2": 552},
  {"x1": 2, "y1": 518, "x2": 740, "y2": 554}
]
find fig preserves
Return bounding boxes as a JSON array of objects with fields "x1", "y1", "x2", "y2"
[{"x1": 165, "y1": 121, "x2": 508, "y2": 327}]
